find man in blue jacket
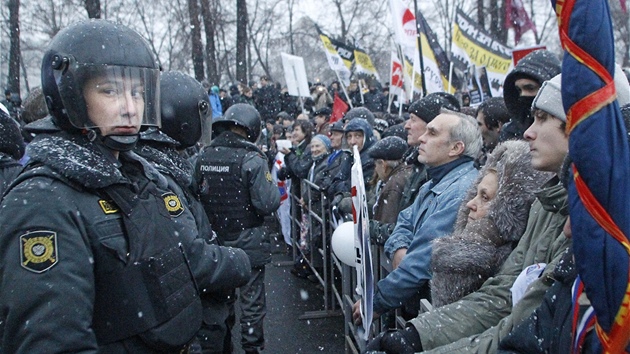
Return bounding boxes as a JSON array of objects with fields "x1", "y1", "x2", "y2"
[{"x1": 353, "y1": 109, "x2": 481, "y2": 323}]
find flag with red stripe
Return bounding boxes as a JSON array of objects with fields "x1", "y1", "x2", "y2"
[{"x1": 553, "y1": 0, "x2": 630, "y2": 351}]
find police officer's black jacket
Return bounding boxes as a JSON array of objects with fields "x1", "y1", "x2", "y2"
[
  {"x1": 196, "y1": 131, "x2": 280, "y2": 268},
  {"x1": 0, "y1": 153, "x2": 22, "y2": 197},
  {"x1": 0, "y1": 132, "x2": 251, "y2": 353},
  {"x1": 135, "y1": 142, "x2": 234, "y2": 342}
]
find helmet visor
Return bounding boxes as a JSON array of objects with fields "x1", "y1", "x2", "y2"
[{"x1": 56, "y1": 63, "x2": 160, "y2": 132}]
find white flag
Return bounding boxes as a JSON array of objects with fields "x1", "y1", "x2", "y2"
[{"x1": 351, "y1": 146, "x2": 374, "y2": 341}]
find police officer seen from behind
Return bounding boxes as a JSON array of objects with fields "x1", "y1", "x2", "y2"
[
  {"x1": 0, "y1": 20, "x2": 252, "y2": 352},
  {"x1": 195, "y1": 103, "x2": 280, "y2": 354},
  {"x1": 135, "y1": 71, "x2": 235, "y2": 353}
]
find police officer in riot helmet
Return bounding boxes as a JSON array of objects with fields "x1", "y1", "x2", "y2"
[
  {"x1": 0, "y1": 20, "x2": 251, "y2": 352},
  {"x1": 195, "y1": 103, "x2": 280, "y2": 354},
  {"x1": 136, "y1": 71, "x2": 235, "y2": 354}
]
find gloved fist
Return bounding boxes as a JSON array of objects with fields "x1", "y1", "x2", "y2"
[
  {"x1": 331, "y1": 194, "x2": 344, "y2": 208},
  {"x1": 338, "y1": 196, "x2": 353, "y2": 215},
  {"x1": 364, "y1": 326, "x2": 422, "y2": 354}
]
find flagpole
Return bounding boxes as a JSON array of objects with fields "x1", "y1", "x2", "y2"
[
  {"x1": 335, "y1": 70, "x2": 354, "y2": 109},
  {"x1": 358, "y1": 79, "x2": 365, "y2": 104},
  {"x1": 447, "y1": 61, "x2": 453, "y2": 93},
  {"x1": 387, "y1": 52, "x2": 394, "y2": 112},
  {"x1": 413, "y1": 0, "x2": 427, "y2": 97}
]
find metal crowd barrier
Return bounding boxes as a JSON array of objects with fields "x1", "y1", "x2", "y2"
[
  {"x1": 289, "y1": 178, "x2": 342, "y2": 319},
  {"x1": 288, "y1": 177, "x2": 410, "y2": 353}
]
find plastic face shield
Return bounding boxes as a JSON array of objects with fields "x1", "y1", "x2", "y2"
[{"x1": 56, "y1": 63, "x2": 160, "y2": 131}]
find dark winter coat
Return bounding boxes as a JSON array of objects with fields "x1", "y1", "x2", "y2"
[
  {"x1": 0, "y1": 109, "x2": 24, "y2": 162},
  {"x1": 0, "y1": 132, "x2": 251, "y2": 353},
  {"x1": 497, "y1": 249, "x2": 592, "y2": 354},
  {"x1": 373, "y1": 163, "x2": 412, "y2": 224},
  {"x1": 303, "y1": 152, "x2": 330, "y2": 206},
  {"x1": 282, "y1": 140, "x2": 313, "y2": 180},
  {"x1": 369, "y1": 148, "x2": 428, "y2": 245},
  {"x1": 254, "y1": 85, "x2": 282, "y2": 122},
  {"x1": 0, "y1": 153, "x2": 22, "y2": 197},
  {"x1": 319, "y1": 149, "x2": 352, "y2": 200},
  {"x1": 430, "y1": 141, "x2": 552, "y2": 307},
  {"x1": 363, "y1": 90, "x2": 388, "y2": 113}
]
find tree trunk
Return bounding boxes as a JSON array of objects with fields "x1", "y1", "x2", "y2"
[
  {"x1": 84, "y1": 0, "x2": 101, "y2": 18},
  {"x1": 200, "y1": 0, "x2": 219, "y2": 85},
  {"x1": 236, "y1": 0, "x2": 248, "y2": 84},
  {"x1": 188, "y1": 0, "x2": 205, "y2": 82},
  {"x1": 7, "y1": 0, "x2": 20, "y2": 97}
]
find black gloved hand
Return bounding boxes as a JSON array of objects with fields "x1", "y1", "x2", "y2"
[
  {"x1": 331, "y1": 194, "x2": 344, "y2": 209},
  {"x1": 364, "y1": 326, "x2": 422, "y2": 354}
]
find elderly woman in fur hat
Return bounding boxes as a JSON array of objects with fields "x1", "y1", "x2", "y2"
[{"x1": 430, "y1": 140, "x2": 551, "y2": 307}]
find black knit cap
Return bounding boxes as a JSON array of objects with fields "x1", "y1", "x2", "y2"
[
  {"x1": 408, "y1": 92, "x2": 460, "y2": 124},
  {"x1": 368, "y1": 136, "x2": 408, "y2": 160}
]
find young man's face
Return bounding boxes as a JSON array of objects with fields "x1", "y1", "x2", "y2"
[
  {"x1": 314, "y1": 115, "x2": 327, "y2": 127},
  {"x1": 346, "y1": 131, "x2": 365, "y2": 151},
  {"x1": 476, "y1": 111, "x2": 501, "y2": 150},
  {"x1": 417, "y1": 113, "x2": 460, "y2": 167},
  {"x1": 83, "y1": 75, "x2": 144, "y2": 136},
  {"x1": 292, "y1": 125, "x2": 306, "y2": 143},
  {"x1": 404, "y1": 113, "x2": 428, "y2": 146},
  {"x1": 515, "y1": 78, "x2": 541, "y2": 97},
  {"x1": 524, "y1": 110, "x2": 568, "y2": 173}
]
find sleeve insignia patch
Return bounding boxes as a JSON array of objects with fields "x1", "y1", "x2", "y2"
[
  {"x1": 162, "y1": 192, "x2": 185, "y2": 217},
  {"x1": 98, "y1": 199, "x2": 119, "y2": 214},
  {"x1": 265, "y1": 171, "x2": 273, "y2": 182},
  {"x1": 20, "y1": 230, "x2": 58, "y2": 273}
]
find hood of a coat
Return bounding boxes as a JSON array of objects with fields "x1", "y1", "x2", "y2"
[
  {"x1": 503, "y1": 50, "x2": 561, "y2": 117},
  {"x1": 345, "y1": 118, "x2": 375, "y2": 153},
  {"x1": 453, "y1": 140, "x2": 553, "y2": 243}
]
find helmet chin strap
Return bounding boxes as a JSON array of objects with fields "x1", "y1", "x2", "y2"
[{"x1": 87, "y1": 128, "x2": 139, "y2": 152}]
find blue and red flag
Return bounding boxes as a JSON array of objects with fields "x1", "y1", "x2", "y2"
[{"x1": 553, "y1": 0, "x2": 630, "y2": 352}]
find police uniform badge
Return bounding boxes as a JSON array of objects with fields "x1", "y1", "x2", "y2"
[
  {"x1": 162, "y1": 192, "x2": 184, "y2": 217},
  {"x1": 98, "y1": 199, "x2": 119, "y2": 214},
  {"x1": 265, "y1": 171, "x2": 272, "y2": 183},
  {"x1": 20, "y1": 230, "x2": 58, "y2": 273}
]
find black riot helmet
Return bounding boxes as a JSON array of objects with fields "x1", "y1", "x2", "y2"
[
  {"x1": 213, "y1": 103, "x2": 261, "y2": 142},
  {"x1": 159, "y1": 71, "x2": 209, "y2": 148},
  {"x1": 41, "y1": 20, "x2": 160, "y2": 151}
]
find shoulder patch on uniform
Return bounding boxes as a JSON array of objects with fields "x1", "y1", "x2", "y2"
[
  {"x1": 20, "y1": 230, "x2": 58, "y2": 273},
  {"x1": 265, "y1": 171, "x2": 272, "y2": 182},
  {"x1": 98, "y1": 199, "x2": 119, "y2": 214},
  {"x1": 162, "y1": 192, "x2": 184, "y2": 217}
]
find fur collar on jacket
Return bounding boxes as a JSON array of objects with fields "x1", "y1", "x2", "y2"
[
  {"x1": 430, "y1": 140, "x2": 552, "y2": 307},
  {"x1": 26, "y1": 132, "x2": 166, "y2": 190}
]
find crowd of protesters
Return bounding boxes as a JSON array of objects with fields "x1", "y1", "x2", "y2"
[{"x1": 1, "y1": 14, "x2": 630, "y2": 354}]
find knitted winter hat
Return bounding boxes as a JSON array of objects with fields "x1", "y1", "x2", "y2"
[
  {"x1": 312, "y1": 134, "x2": 332, "y2": 152},
  {"x1": 533, "y1": 65, "x2": 630, "y2": 122},
  {"x1": 407, "y1": 92, "x2": 460, "y2": 123},
  {"x1": 368, "y1": 136, "x2": 408, "y2": 160}
]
